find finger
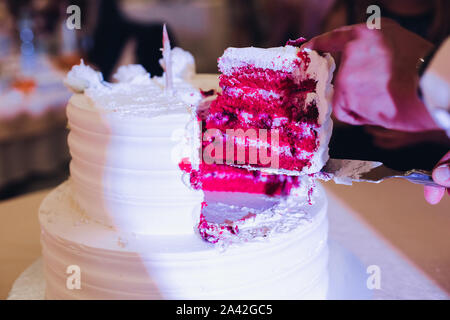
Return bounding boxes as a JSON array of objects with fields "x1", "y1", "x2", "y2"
[
  {"x1": 300, "y1": 26, "x2": 358, "y2": 53},
  {"x1": 424, "y1": 185, "x2": 445, "y2": 205},
  {"x1": 432, "y1": 164, "x2": 450, "y2": 188},
  {"x1": 436, "y1": 151, "x2": 450, "y2": 165}
]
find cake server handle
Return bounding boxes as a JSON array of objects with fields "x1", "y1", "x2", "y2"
[{"x1": 392, "y1": 169, "x2": 437, "y2": 186}]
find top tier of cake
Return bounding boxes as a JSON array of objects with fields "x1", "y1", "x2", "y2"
[
  {"x1": 206, "y1": 44, "x2": 335, "y2": 174},
  {"x1": 64, "y1": 51, "x2": 205, "y2": 235}
]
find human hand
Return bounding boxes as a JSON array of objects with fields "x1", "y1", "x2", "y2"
[
  {"x1": 301, "y1": 18, "x2": 439, "y2": 132},
  {"x1": 424, "y1": 151, "x2": 450, "y2": 204}
]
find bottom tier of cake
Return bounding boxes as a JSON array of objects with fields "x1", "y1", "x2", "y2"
[{"x1": 39, "y1": 181, "x2": 329, "y2": 299}]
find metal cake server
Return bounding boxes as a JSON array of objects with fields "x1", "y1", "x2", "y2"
[
  {"x1": 231, "y1": 159, "x2": 439, "y2": 187},
  {"x1": 320, "y1": 159, "x2": 438, "y2": 187}
]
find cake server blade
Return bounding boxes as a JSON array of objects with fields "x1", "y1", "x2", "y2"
[
  {"x1": 320, "y1": 158, "x2": 439, "y2": 186},
  {"x1": 230, "y1": 159, "x2": 439, "y2": 187}
]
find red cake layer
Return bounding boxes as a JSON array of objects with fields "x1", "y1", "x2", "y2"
[
  {"x1": 204, "y1": 106, "x2": 319, "y2": 172},
  {"x1": 204, "y1": 106, "x2": 318, "y2": 152},
  {"x1": 205, "y1": 54, "x2": 320, "y2": 172},
  {"x1": 199, "y1": 164, "x2": 299, "y2": 195},
  {"x1": 208, "y1": 88, "x2": 318, "y2": 124},
  {"x1": 201, "y1": 127, "x2": 316, "y2": 170},
  {"x1": 219, "y1": 66, "x2": 314, "y2": 92},
  {"x1": 179, "y1": 160, "x2": 300, "y2": 196}
]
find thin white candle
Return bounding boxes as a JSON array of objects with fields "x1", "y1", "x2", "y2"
[{"x1": 162, "y1": 24, "x2": 173, "y2": 93}]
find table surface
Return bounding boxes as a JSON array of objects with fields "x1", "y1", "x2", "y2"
[{"x1": 1, "y1": 178, "x2": 449, "y2": 300}]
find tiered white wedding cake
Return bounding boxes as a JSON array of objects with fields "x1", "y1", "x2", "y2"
[{"x1": 39, "y1": 45, "x2": 333, "y2": 299}]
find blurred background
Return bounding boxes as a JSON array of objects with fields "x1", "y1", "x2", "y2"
[{"x1": 0, "y1": 0, "x2": 449, "y2": 200}]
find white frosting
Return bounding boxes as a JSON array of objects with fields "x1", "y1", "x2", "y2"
[
  {"x1": 69, "y1": 80, "x2": 191, "y2": 117},
  {"x1": 155, "y1": 47, "x2": 203, "y2": 107},
  {"x1": 159, "y1": 47, "x2": 196, "y2": 80},
  {"x1": 113, "y1": 64, "x2": 150, "y2": 83},
  {"x1": 304, "y1": 50, "x2": 335, "y2": 174},
  {"x1": 152, "y1": 76, "x2": 203, "y2": 107},
  {"x1": 65, "y1": 62, "x2": 205, "y2": 234},
  {"x1": 39, "y1": 181, "x2": 329, "y2": 299},
  {"x1": 65, "y1": 60, "x2": 202, "y2": 116},
  {"x1": 64, "y1": 60, "x2": 104, "y2": 93},
  {"x1": 219, "y1": 45, "x2": 301, "y2": 73}
]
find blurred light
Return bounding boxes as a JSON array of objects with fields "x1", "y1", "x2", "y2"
[
  {"x1": 20, "y1": 28, "x2": 34, "y2": 42},
  {"x1": 21, "y1": 42, "x2": 35, "y2": 55}
]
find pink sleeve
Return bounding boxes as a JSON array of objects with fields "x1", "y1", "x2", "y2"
[{"x1": 420, "y1": 37, "x2": 450, "y2": 137}]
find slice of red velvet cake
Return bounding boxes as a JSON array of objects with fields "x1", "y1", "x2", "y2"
[
  {"x1": 180, "y1": 98, "x2": 301, "y2": 197},
  {"x1": 205, "y1": 42, "x2": 335, "y2": 174}
]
